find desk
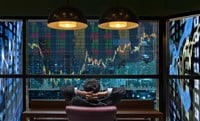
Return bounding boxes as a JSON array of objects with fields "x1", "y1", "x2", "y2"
[
  {"x1": 22, "y1": 109, "x2": 163, "y2": 121},
  {"x1": 22, "y1": 110, "x2": 67, "y2": 121},
  {"x1": 117, "y1": 109, "x2": 163, "y2": 121}
]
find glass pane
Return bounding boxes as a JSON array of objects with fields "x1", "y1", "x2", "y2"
[
  {"x1": 168, "y1": 78, "x2": 198, "y2": 121},
  {"x1": 27, "y1": 78, "x2": 158, "y2": 108},
  {"x1": 0, "y1": 20, "x2": 23, "y2": 74},
  {"x1": 0, "y1": 78, "x2": 23, "y2": 121},
  {"x1": 168, "y1": 15, "x2": 200, "y2": 75},
  {"x1": 26, "y1": 20, "x2": 159, "y2": 75}
]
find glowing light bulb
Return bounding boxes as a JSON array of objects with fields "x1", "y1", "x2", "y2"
[
  {"x1": 58, "y1": 21, "x2": 77, "y2": 28},
  {"x1": 109, "y1": 22, "x2": 127, "y2": 28}
]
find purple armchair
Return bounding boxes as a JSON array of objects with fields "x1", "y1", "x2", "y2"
[{"x1": 66, "y1": 106, "x2": 117, "y2": 121}]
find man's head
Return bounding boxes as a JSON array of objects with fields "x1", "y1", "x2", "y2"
[{"x1": 83, "y1": 79, "x2": 100, "y2": 93}]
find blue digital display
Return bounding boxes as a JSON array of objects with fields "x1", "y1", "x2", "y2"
[
  {"x1": 168, "y1": 14, "x2": 200, "y2": 121},
  {"x1": 169, "y1": 15, "x2": 200, "y2": 75},
  {"x1": 0, "y1": 21, "x2": 23, "y2": 74},
  {"x1": 0, "y1": 78, "x2": 23, "y2": 121},
  {"x1": 0, "y1": 20, "x2": 23, "y2": 121}
]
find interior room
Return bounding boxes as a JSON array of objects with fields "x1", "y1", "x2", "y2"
[{"x1": 0, "y1": 0, "x2": 199, "y2": 121}]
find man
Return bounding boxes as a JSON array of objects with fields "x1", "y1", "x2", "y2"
[{"x1": 60, "y1": 78, "x2": 125, "y2": 107}]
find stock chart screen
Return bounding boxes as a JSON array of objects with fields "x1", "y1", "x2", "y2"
[{"x1": 27, "y1": 20, "x2": 159, "y2": 75}]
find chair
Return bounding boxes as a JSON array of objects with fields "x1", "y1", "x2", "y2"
[{"x1": 66, "y1": 106, "x2": 117, "y2": 121}]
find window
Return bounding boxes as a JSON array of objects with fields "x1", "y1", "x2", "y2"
[{"x1": 26, "y1": 19, "x2": 159, "y2": 109}]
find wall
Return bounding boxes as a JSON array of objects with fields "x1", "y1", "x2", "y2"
[{"x1": 0, "y1": 0, "x2": 199, "y2": 17}]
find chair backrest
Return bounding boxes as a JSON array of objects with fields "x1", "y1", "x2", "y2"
[{"x1": 66, "y1": 106, "x2": 117, "y2": 121}]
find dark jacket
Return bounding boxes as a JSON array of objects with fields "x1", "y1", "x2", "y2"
[{"x1": 60, "y1": 86, "x2": 125, "y2": 107}]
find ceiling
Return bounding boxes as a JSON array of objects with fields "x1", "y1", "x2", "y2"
[{"x1": 0, "y1": 0, "x2": 199, "y2": 17}]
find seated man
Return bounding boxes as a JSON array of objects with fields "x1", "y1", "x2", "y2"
[{"x1": 60, "y1": 78, "x2": 125, "y2": 107}]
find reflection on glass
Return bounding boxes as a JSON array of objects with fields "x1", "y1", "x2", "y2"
[
  {"x1": 27, "y1": 78, "x2": 157, "y2": 101},
  {"x1": 27, "y1": 20, "x2": 159, "y2": 75}
]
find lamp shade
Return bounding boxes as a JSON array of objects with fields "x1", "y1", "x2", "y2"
[
  {"x1": 47, "y1": 5, "x2": 88, "y2": 30},
  {"x1": 98, "y1": 6, "x2": 139, "y2": 30}
]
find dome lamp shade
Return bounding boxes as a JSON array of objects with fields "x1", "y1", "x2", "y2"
[
  {"x1": 98, "y1": 6, "x2": 139, "y2": 30},
  {"x1": 47, "y1": 5, "x2": 88, "y2": 30}
]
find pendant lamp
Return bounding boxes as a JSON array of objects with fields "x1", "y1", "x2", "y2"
[
  {"x1": 98, "y1": 6, "x2": 139, "y2": 30},
  {"x1": 47, "y1": 5, "x2": 88, "y2": 30}
]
